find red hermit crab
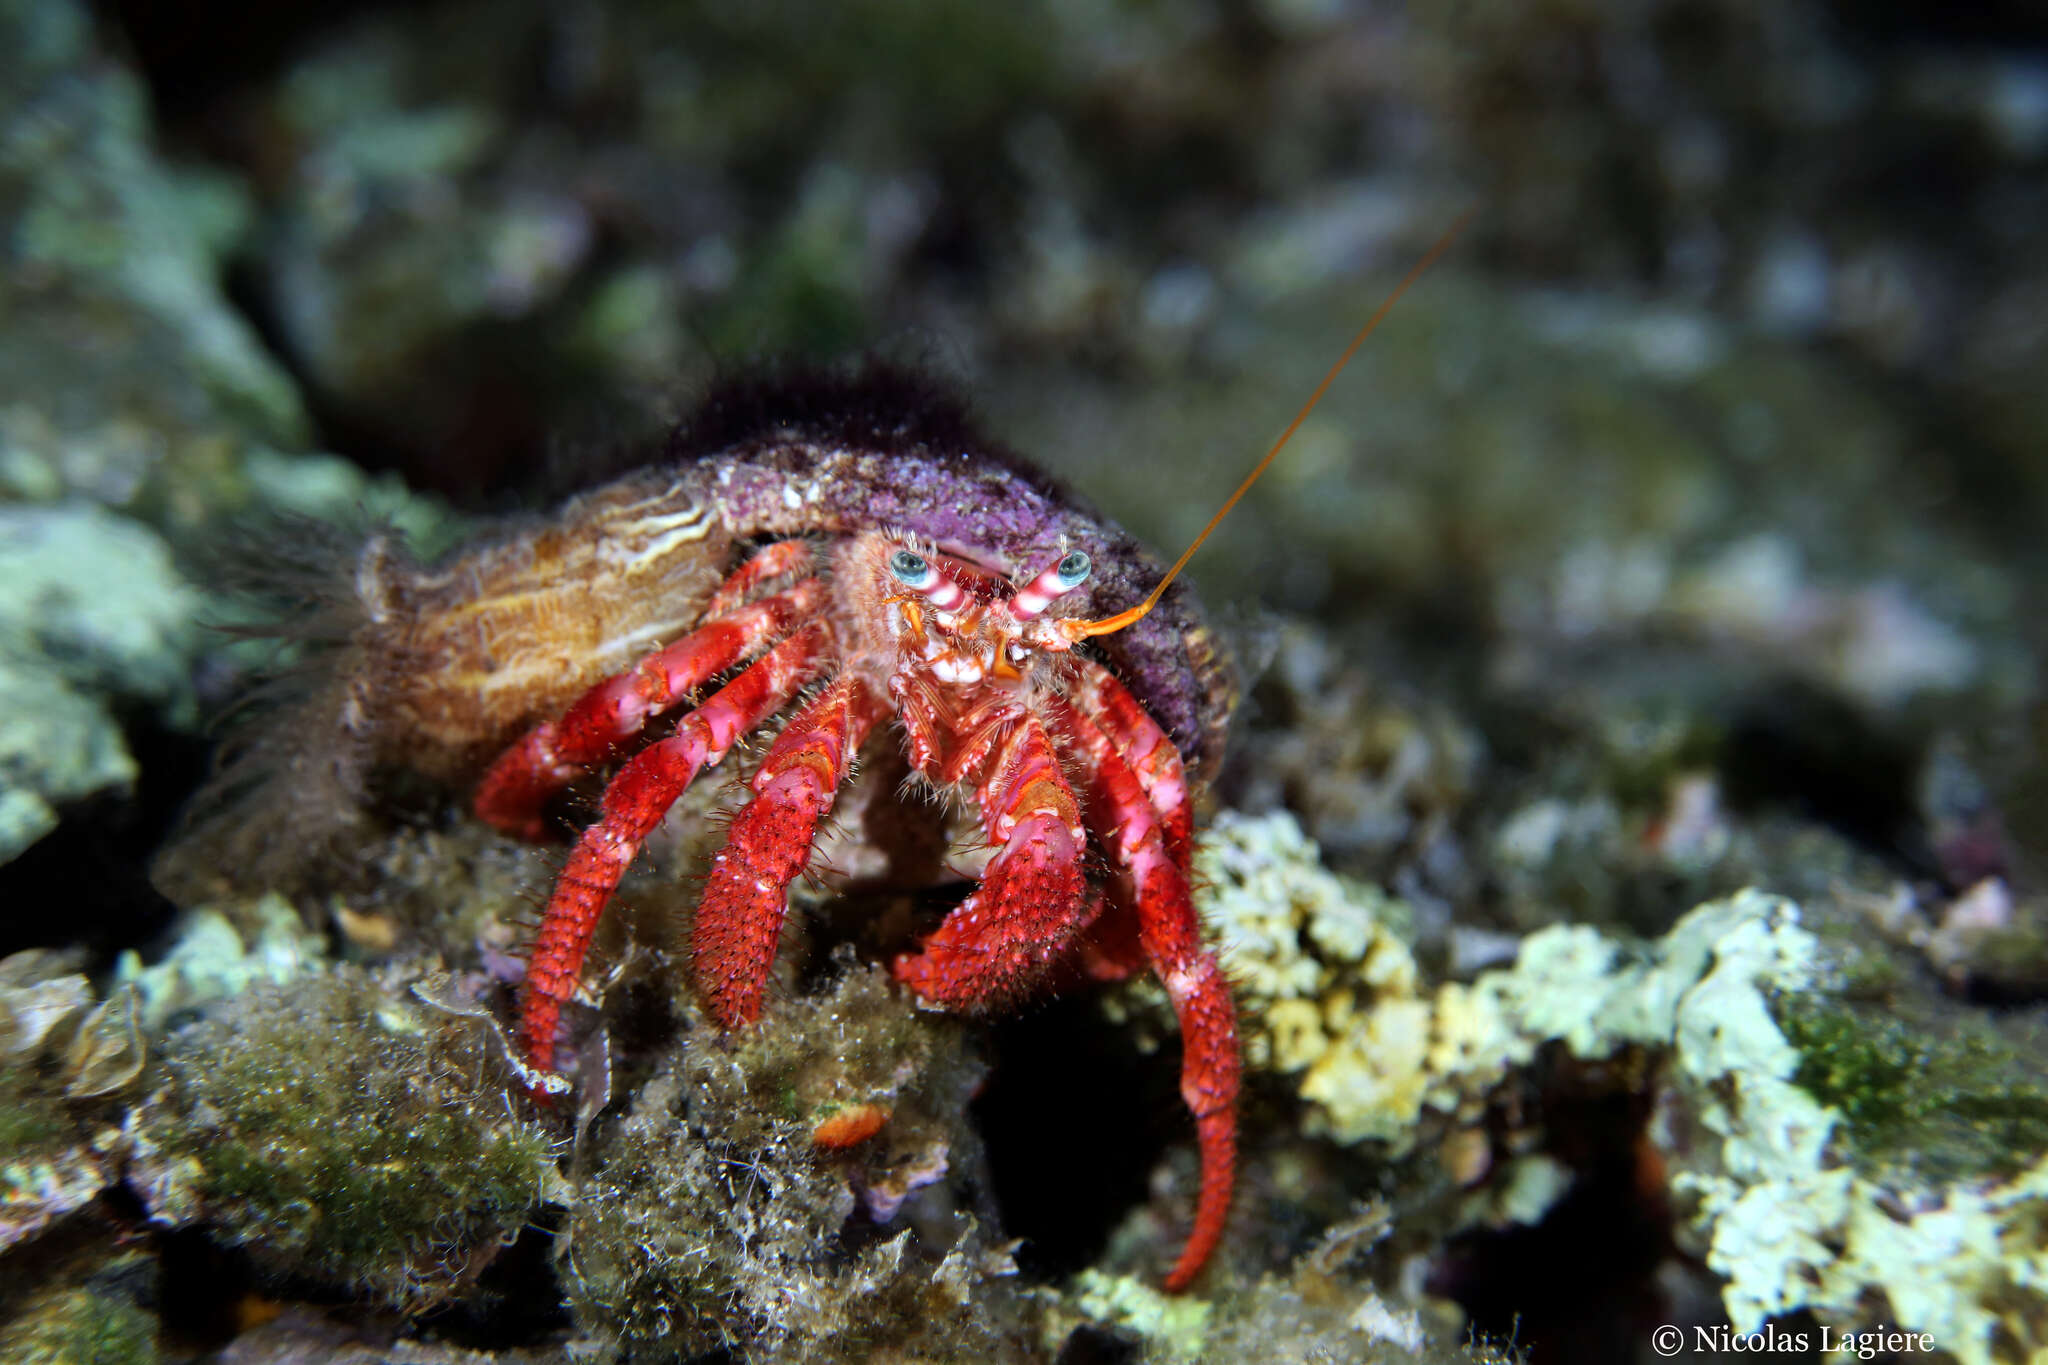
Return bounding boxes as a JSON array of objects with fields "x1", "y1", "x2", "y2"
[
  {"x1": 162, "y1": 364, "x2": 1239, "y2": 1286},
  {"x1": 170, "y1": 233, "x2": 1456, "y2": 1294},
  {"x1": 462, "y1": 367, "x2": 1242, "y2": 1289}
]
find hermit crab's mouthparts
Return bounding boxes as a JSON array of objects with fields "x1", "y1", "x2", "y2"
[{"x1": 1069, "y1": 211, "x2": 1472, "y2": 644}]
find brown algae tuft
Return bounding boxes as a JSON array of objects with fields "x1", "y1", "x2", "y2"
[{"x1": 562, "y1": 959, "x2": 1031, "y2": 1362}]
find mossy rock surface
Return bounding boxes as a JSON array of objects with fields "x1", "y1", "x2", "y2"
[
  {"x1": 0, "y1": 1284, "x2": 157, "y2": 1365},
  {"x1": 564, "y1": 963, "x2": 1031, "y2": 1363},
  {"x1": 147, "y1": 968, "x2": 553, "y2": 1309},
  {"x1": 1777, "y1": 989, "x2": 2048, "y2": 1186}
]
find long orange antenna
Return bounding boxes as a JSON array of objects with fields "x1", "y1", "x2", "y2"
[{"x1": 1072, "y1": 211, "x2": 1472, "y2": 641}]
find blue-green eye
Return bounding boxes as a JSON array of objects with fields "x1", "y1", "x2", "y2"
[
  {"x1": 890, "y1": 549, "x2": 934, "y2": 587},
  {"x1": 1055, "y1": 551, "x2": 1091, "y2": 587}
]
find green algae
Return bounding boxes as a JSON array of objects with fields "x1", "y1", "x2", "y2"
[
  {"x1": 146, "y1": 969, "x2": 552, "y2": 1309},
  {"x1": 0, "y1": 1282, "x2": 157, "y2": 1365},
  {"x1": 0, "y1": 1046, "x2": 77, "y2": 1161},
  {"x1": 1777, "y1": 992, "x2": 2048, "y2": 1186}
]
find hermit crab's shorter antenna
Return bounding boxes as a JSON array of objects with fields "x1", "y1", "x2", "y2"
[{"x1": 1071, "y1": 211, "x2": 1472, "y2": 642}]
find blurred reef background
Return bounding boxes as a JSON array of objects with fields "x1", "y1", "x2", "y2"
[{"x1": 4, "y1": 0, "x2": 2048, "y2": 1360}]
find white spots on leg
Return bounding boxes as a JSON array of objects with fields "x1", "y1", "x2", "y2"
[{"x1": 1163, "y1": 957, "x2": 1217, "y2": 1006}]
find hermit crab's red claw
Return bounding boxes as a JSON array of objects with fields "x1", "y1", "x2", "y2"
[
  {"x1": 1074, "y1": 661, "x2": 1193, "y2": 866},
  {"x1": 893, "y1": 712, "x2": 1097, "y2": 1009}
]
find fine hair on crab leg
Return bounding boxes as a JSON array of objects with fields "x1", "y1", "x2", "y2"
[
  {"x1": 1053, "y1": 696, "x2": 1239, "y2": 1292},
  {"x1": 891, "y1": 711, "x2": 1098, "y2": 1010},
  {"x1": 475, "y1": 567, "x2": 826, "y2": 840},
  {"x1": 518, "y1": 625, "x2": 827, "y2": 1075},
  {"x1": 1072, "y1": 660, "x2": 1192, "y2": 866},
  {"x1": 691, "y1": 673, "x2": 888, "y2": 1028}
]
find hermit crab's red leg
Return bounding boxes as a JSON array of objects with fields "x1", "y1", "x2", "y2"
[
  {"x1": 517, "y1": 625, "x2": 825, "y2": 1075},
  {"x1": 701, "y1": 538, "x2": 811, "y2": 619},
  {"x1": 892, "y1": 711, "x2": 1097, "y2": 1010},
  {"x1": 692, "y1": 673, "x2": 887, "y2": 1028},
  {"x1": 476, "y1": 565, "x2": 824, "y2": 840},
  {"x1": 1054, "y1": 697, "x2": 1238, "y2": 1292},
  {"x1": 1072, "y1": 660, "x2": 1193, "y2": 866}
]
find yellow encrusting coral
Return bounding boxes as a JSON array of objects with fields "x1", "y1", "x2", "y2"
[{"x1": 1196, "y1": 811, "x2": 1517, "y2": 1149}]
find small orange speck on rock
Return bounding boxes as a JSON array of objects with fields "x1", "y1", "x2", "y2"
[
  {"x1": 1441, "y1": 1126, "x2": 1492, "y2": 1186},
  {"x1": 333, "y1": 904, "x2": 399, "y2": 952},
  {"x1": 234, "y1": 1294, "x2": 285, "y2": 1333},
  {"x1": 811, "y1": 1102, "x2": 890, "y2": 1149}
]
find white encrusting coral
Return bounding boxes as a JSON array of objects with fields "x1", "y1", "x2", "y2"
[{"x1": 1196, "y1": 812, "x2": 2048, "y2": 1364}]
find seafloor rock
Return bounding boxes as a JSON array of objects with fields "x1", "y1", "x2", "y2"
[
  {"x1": 131, "y1": 968, "x2": 556, "y2": 1312},
  {"x1": 0, "y1": 0, "x2": 306, "y2": 489},
  {"x1": 0, "y1": 953, "x2": 113, "y2": 1252},
  {"x1": 0, "y1": 1251, "x2": 158, "y2": 1365},
  {"x1": 110, "y1": 895, "x2": 326, "y2": 1034},
  {"x1": 0, "y1": 504, "x2": 200, "y2": 862},
  {"x1": 561, "y1": 958, "x2": 1031, "y2": 1363},
  {"x1": 1195, "y1": 812, "x2": 2048, "y2": 1362},
  {"x1": 1053, "y1": 1257, "x2": 1521, "y2": 1365},
  {"x1": 4, "y1": 0, "x2": 2043, "y2": 1357},
  {"x1": 996, "y1": 275, "x2": 2016, "y2": 655},
  {"x1": 0, "y1": 0, "x2": 387, "y2": 872}
]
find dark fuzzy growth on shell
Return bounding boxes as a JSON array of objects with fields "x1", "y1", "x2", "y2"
[
  {"x1": 153, "y1": 515, "x2": 400, "y2": 902},
  {"x1": 668, "y1": 361, "x2": 998, "y2": 470}
]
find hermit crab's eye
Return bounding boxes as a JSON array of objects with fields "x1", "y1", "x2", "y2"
[
  {"x1": 888, "y1": 547, "x2": 969, "y2": 611},
  {"x1": 1007, "y1": 549, "x2": 1094, "y2": 622},
  {"x1": 889, "y1": 549, "x2": 935, "y2": 589}
]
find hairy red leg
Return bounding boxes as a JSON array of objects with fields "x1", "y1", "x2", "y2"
[
  {"x1": 892, "y1": 711, "x2": 1097, "y2": 1010},
  {"x1": 887, "y1": 670, "x2": 947, "y2": 775},
  {"x1": 476, "y1": 571, "x2": 826, "y2": 839},
  {"x1": 701, "y1": 538, "x2": 812, "y2": 619},
  {"x1": 1074, "y1": 661, "x2": 1192, "y2": 865},
  {"x1": 1056, "y1": 698, "x2": 1238, "y2": 1293},
  {"x1": 692, "y1": 674, "x2": 886, "y2": 1028},
  {"x1": 517, "y1": 626, "x2": 825, "y2": 1076}
]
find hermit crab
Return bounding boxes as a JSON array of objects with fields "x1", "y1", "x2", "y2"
[
  {"x1": 163, "y1": 362, "x2": 1240, "y2": 1289},
  {"x1": 168, "y1": 232, "x2": 1457, "y2": 1294},
  {"x1": 470, "y1": 367, "x2": 1244, "y2": 1290}
]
